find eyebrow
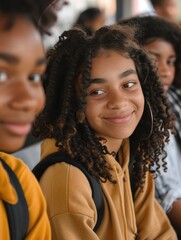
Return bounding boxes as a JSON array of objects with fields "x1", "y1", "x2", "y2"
[
  {"x1": 148, "y1": 51, "x2": 176, "y2": 59},
  {"x1": 90, "y1": 69, "x2": 137, "y2": 84},
  {"x1": 36, "y1": 58, "x2": 47, "y2": 66},
  {"x1": 0, "y1": 53, "x2": 46, "y2": 66}
]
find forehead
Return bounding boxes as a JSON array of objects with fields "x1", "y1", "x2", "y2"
[
  {"x1": 163, "y1": 0, "x2": 177, "y2": 5},
  {"x1": 0, "y1": 15, "x2": 44, "y2": 58},
  {"x1": 0, "y1": 13, "x2": 33, "y2": 29},
  {"x1": 91, "y1": 49, "x2": 136, "y2": 75},
  {"x1": 145, "y1": 39, "x2": 176, "y2": 52}
]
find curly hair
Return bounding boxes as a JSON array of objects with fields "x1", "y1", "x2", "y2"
[
  {"x1": 33, "y1": 24, "x2": 175, "y2": 189},
  {"x1": 0, "y1": 0, "x2": 59, "y2": 34},
  {"x1": 118, "y1": 15, "x2": 181, "y2": 87}
]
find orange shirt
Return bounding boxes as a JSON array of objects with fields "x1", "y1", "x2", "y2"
[
  {"x1": 0, "y1": 152, "x2": 51, "y2": 239},
  {"x1": 39, "y1": 138, "x2": 177, "y2": 240}
]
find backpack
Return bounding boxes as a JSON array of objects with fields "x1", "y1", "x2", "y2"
[
  {"x1": 32, "y1": 151, "x2": 135, "y2": 232},
  {"x1": 1, "y1": 158, "x2": 29, "y2": 240},
  {"x1": 32, "y1": 151, "x2": 104, "y2": 232}
]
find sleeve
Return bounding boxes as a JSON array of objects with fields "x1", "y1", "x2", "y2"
[
  {"x1": 155, "y1": 135, "x2": 181, "y2": 212},
  {"x1": 39, "y1": 162, "x2": 100, "y2": 240},
  {"x1": 135, "y1": 171, "x2": 177, "y2": 240},
  {"x1": 17, "y1": 162, "x2": 51, "y2": 240}
]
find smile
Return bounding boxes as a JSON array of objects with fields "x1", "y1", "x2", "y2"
[{"x1": 103, "y1": 112, "x2": 134, "y2": 124}]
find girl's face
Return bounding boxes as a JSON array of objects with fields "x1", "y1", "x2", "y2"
[
  {"x1": 156, "y1": 0, "x2": 179, "y2": 22},
  {"x1": 144, "y1": 39, "x2": 176, "y2": 92},
  {"x1": 89, "y1": 14, "x2": 106, "y2": 32},
  {"x1": 85, "y1": 49, "x2": 144, "y2": 153},
  {"x1": 0, "y1": 16, "x2": 46, "y2": 153}
]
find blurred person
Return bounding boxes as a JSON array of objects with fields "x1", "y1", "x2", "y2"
[
  {"x1": 149, "y1": 0, "x2": 180, "y2": 22},
  {"x1": 39, "y1": 0, "x2": 69, "y2": 30},
  {"x1": 119, "y1": 15, "x2": 181, "y2": 238},
  {"x1": 13, "y1": 0, "x2": 68, "y2": 169},
  {"x1": 0, "y1": 0, "x2": 66, "y2": 238},
  {"x1": 74, "y1": 7, "x2": 106, "y2": 35}
]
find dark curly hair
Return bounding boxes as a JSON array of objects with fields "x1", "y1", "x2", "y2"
[
  {"x1": 33, "y1": 24, "x2": 175, "y2": 189},
  {"x1": 118, "y1": 15, "x2": 181, "y2": 87},
  {"x1": 0, "y1": 0, "x2": 59, "y2": 34}
]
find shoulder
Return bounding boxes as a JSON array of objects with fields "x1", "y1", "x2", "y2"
[
  {"x1": 0, "y1": 152, "x2": 47, "y2": 204},
  {"x1": 0, "y1": 152, "x2": 48, "y2": 216},
  {"x1": 0, "y1": 152, "x2": 35, "y2": 185},
  {"x1": 39, "y1": 161, "x2": 95, "y2": 220},
  {"x1": 0, "y1": 152, "x2": 51, "y2": 236}
]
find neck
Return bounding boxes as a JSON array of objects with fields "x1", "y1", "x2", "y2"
[{"x1": 100, "y1": 137, "x2": 123, "y2": 155}]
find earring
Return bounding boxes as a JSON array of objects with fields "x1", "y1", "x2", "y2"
[
  {"x1": 143, "y1": 99, "x2": 153, "y2": 139},
  {"x1": 133, "y1": 99, "x2": 153, "y2": 140}
]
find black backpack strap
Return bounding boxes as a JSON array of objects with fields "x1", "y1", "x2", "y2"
[
  {"x1": 32, "y1": 151, "x2": 104, "y2": 232},
  {"x1": 1, "y1": 158, "x2": 29, "y2": 240}
]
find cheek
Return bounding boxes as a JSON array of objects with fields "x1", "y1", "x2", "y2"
[
  {"x1": 85, "y1": 101, "x2": 101, "y2": 125},
  {"x1": 0, "y1": 90, "x2": 9, "y2": 106},
  {"x1": 170, "y1": 67, "x2": 176, "y2": 82},
  {"x1": 136, "y1": 92, "x2": 145, "y2": 119},
  {"x1": 85, "y1": 103, "x2": 95, "y2": 123}
]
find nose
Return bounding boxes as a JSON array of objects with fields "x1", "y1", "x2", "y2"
[
  {"x1": 10, "y1": 80, "x2": 44, "y2": 113},
  {"x1": 158, "y1": 61, "x2": 171, "y2": 79},
  {"x1": 107, "y1": 89, "x2": 127, "y2": 109}
]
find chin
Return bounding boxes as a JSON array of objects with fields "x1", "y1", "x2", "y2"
[
  {"x1": 111, "y1": 129, "x2": 136, "y2": 139},
  {"x1": 0, "y1": 139, "x2": 26, "y2": 153}
]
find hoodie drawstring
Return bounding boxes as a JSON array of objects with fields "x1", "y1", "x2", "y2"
[
  {"x1": 126, "y1": 168, "x2": 138, "y2": 238},
  {"x1": 113, "y1": 164, "x2": 138, "y2": 239},
  {"x1": 113, "y1": 165, "x2": 129, "y2": 240}
]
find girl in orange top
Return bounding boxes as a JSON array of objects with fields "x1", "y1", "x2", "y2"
[
  {"x1": 34, "y1": 25, "x2": 177, "y2": 239},
  {"x1": 0, "y1": 0, "x2": 66, "y2": 238}
]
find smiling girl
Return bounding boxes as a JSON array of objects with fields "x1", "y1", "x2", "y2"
[{"x1": 33, "y1": 25, "x2": 177, "y2": 239}]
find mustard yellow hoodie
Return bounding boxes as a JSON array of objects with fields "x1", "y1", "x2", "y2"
[
  {"x1": 0, "y1": 152, "x2": 51, "y2": 240},
  {"x1": 40, "y1": 138, "x2": 177, "y2": 240}
]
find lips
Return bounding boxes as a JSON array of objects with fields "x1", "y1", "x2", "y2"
[
  {"x1": 159, "y1": 80, "x2": 171, "y2": 92},
  {"x1": 103, "y1": 112, "x2": 134, "y2": 124},
  {"x1": 163, "y1": 84, "x2": 170, "y2": 92},
  {"x1": 2, "y1": 122, "x2": 32, "y2": 136}
]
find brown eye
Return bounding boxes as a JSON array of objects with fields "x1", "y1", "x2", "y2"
[
  {"x1": 167, "y1": 59, "x2": 176, "y2": 66},
  {"x1": 123, "y1": 81, "x2": 135, "y2": 88},
  {"x1": 29, "y1": 73, "x2": 42, "y2": 83},
  {"x1": 0, "y1": 71, "x2": 8, "y2": 82},
  {"x1": 89, "y1": 89, "x2": 105, "y2": 95}
]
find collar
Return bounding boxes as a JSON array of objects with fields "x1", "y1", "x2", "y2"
[{"x1": 0, "y1": 159, "x2": 17, "y2": 204}]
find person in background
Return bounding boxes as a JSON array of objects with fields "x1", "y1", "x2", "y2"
[
  {"x1": 73, "y1": 7, "x2": 106, "y2": 35},
  {"x1": 33, "y1": 24, "x2": 176, "y2": 239},
  {"x1": 39, "y1": 0, "x2": 69, "y2": 30},
  {"x1": 119, "y1": 15, "x2": 181, "y2": 238},
  {"x1": 0, "y1": 0, "x2": 65, "y2": 238},
  {"x1": 149, "y1": 0, "x2": 180, "y2": 22},
  {"x1": 13, "y1": 0, "x2": 68, "y2": 169}
]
